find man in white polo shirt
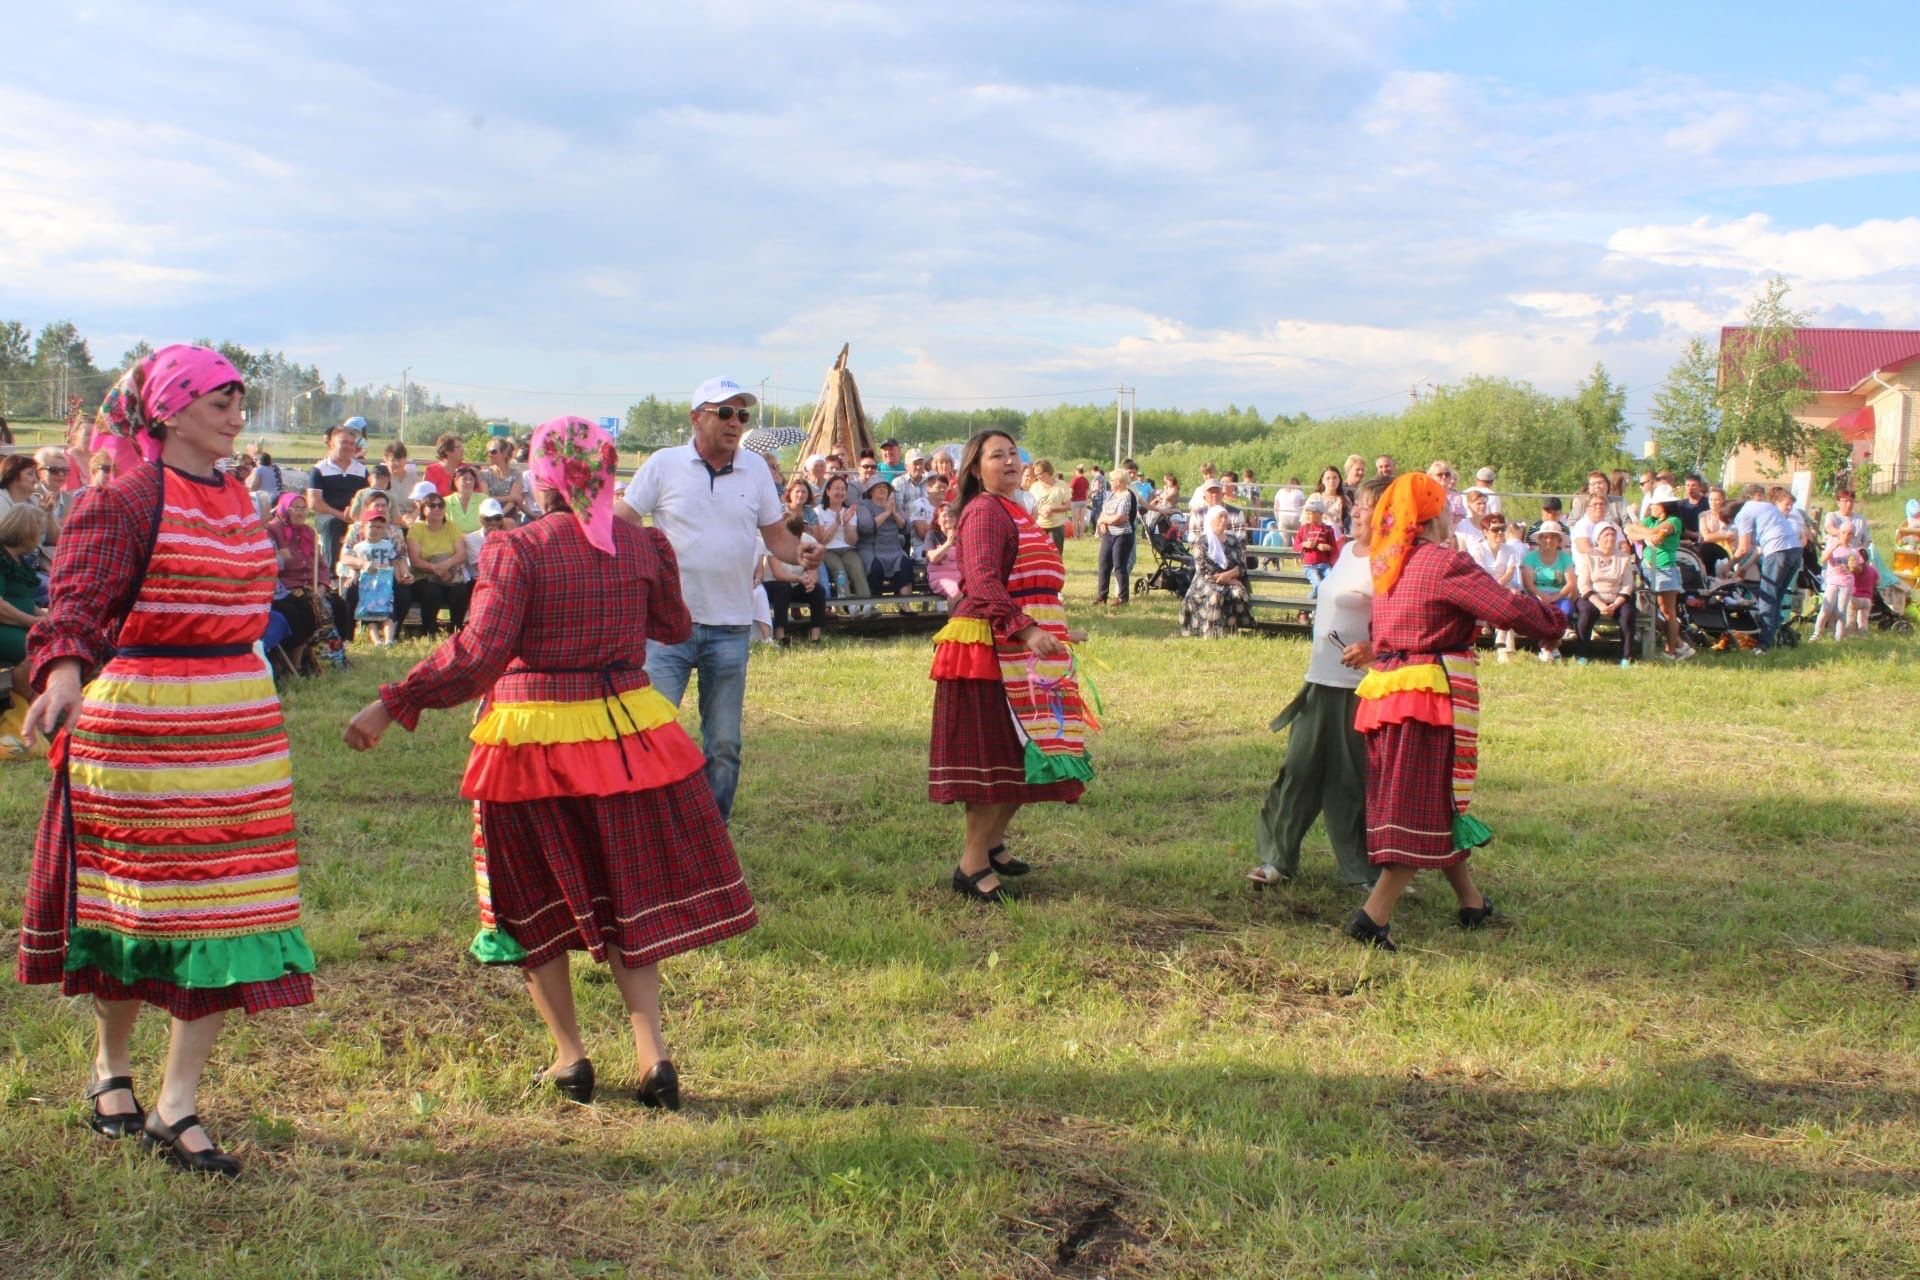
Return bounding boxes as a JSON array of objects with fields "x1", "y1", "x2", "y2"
[{"x1": 616, "y1": 376, "x2": 820, "y2": 820}]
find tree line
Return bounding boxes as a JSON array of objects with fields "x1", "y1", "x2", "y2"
[{"x1": 0, "y1": 318, "x2": 475, "y2": 443}]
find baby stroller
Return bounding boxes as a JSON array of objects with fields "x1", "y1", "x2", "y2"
[
  {"x1": 1134, "y1": 511, "x2": 1194, "y2": 597},
  {"x1": 1859, "y1": 547, "x2": 1915, "y2": 635},
  {"x1": 1675, "y1": 544, "x2": 1799, "y2": 652}
]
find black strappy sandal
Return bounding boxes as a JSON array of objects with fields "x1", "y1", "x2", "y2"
[
  {"x1": 950, "y1": 865, "x2": 1008, "y2": 904},
  {"x1": 986, "y1": 844, "x2": 1031, "y2": 877},
  {"x1": 84, "y1": 1075, "x2": 145, "y2": 1139},
  {"x1": 1344, "y1": 908, "x2": 1398, "y2": 952},
  {"x1": 143, "y1": 1112, "x2": 241, "y2": 1178}
]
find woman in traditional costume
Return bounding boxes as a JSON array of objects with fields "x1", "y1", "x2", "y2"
[
  {"x1": 345, "y1": 417, "x2": 755, "y2": 1110},
  {"x1": 1346, "y1": 473, "x2": 1564, "y2": 951},
  {"x1": 17, "y1": 346, "x2": 315, "y2": 1177},
  {"x1": 928, "y1": 430, "x2": 1093, "y2": 904}
]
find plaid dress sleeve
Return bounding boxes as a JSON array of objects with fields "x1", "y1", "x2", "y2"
[
  {"x1": 26, "y1": 469, "x2": 155, "y2": 694},
  {"x1": 1434, "y1": 546, "x2": 1565, "y2": 640},
  {"x1": 380, "y1": 534, "x2": 531, "y2": 730},
  {"x1": 956, "y1": 498, "x2": 1036, "y2": 643},
  {"x1": 643, "y1": 527, "x2": 691, "y2": 646}
]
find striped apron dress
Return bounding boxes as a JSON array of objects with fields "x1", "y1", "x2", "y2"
[{"x1": 17, "y1": 466, "x2": 315, "y2": 1018}]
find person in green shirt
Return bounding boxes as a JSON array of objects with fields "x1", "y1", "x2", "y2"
[
  {"x1": 1628, "y1": 486, "x2": 1693, "y2": 660},
  {"x1": 1520, "y1": 522, "x2": 1575, "y2": 660}
]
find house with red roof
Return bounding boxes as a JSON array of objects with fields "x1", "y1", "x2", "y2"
[{"x1": 1719, "y1": 326, "x2": 1920, "y2": 493}]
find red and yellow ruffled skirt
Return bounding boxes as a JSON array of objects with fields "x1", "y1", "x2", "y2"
[
  {"x1": 460, "y1": 686, "x2": 754, "y2": 966},
  {"x1": 928, "y1": 616, "x2": 1090, "y2": 804},
  {"x1": 1353, "y1": 655, "x2": 1490, "y2": 866}
]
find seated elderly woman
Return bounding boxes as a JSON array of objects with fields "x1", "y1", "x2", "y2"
[
  {"x1": 1574, "y1": 521, "x2": 1638, "y2": 665},
  {"x1": 858, "y1": 476, "x2": 916, "y2": 598},
  {"x1": 1180, "y1": 502, "x2": 1254, "y2": 637}
]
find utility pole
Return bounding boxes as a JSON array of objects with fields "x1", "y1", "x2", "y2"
[
  {"x1": 1126, "y1": 386, "x2": 1136, "y2": 460},
  {"x1": 1113, "y1": 387, "x2": 1124, "y2": 469},
  {"x1": 400, "y1": 367, "x2": 411, "y2": 441}
]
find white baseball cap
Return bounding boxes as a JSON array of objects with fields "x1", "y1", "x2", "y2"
[
  {"x1": 409, "y1": 481, "x2": 440, "y2": 501},
  {"x1": 691, "y1": 376, "x2": 756, "y2": 410},
  {"x1": 477, "y1": 497, "x2": 506, "y2": 518}
]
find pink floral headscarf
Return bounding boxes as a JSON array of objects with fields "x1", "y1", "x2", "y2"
[
  {"x1": 530, "y1": 416, "x2": 621, "y2": 556},
  {"x1": 90, "y1": 344, "x2": 245, "y2": 472}
]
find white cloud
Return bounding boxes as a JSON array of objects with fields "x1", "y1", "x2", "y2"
[{"x1": 1607, "y1": 214, "x2": 1920, "y2": 282}]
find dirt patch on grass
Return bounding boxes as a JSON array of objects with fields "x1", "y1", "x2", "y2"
[
  {"x1": 994, "y1": 1119, "x2": 1159, "y2": 1277},
  {"x1": 1113, "y1": 909, "x2": 1230, "y2": 952},
  {"x1": 1795, "y1": 945, "x2": 1920, "y2": 995}
]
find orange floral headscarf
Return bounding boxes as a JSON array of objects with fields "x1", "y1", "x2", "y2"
[{"x1": 1370, "y1": 472, "x2": 1447, "y2": 596}]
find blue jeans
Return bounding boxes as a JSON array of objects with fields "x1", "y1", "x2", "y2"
[
  {"x1": 1303, "y1": 562, "x2": 1330, "y2": 595},
  {"x1": 645, "y1": 624, "x2": 751, "y2": 821},
  {"x1": 1756, "y1": 549, "x2": 1799, "y2": 650}
]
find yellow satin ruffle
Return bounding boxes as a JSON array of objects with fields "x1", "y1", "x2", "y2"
[
  {"x1": 469, "y1": 686, "x2": 680, "y2": 746},
  {"x1": 930, "y1": 616, "x2": 993, "y2": 646},
  {"x1": 1355, "y1": 663, "x2": 1451, "y2": 700}
]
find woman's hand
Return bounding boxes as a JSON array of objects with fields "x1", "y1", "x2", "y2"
[
  {"x1": 1019, "y1": 625, "x2": 1066, "y2": 659},
  {"x1": 20, "y1": 661, "x2": 83, "y2": 746},
  {"x1": 345, "y1": 699, "x2": 393, "y2": 751},
  {"x1": 1064, "y1": 628, "x2": 1088, "y2": 644},
  {"x1": 1340, "y1": 641, "x2": 1374, "y2": 668}
]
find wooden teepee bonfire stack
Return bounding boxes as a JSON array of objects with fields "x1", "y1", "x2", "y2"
[{"x1": 799, "y1": 344, "x2": 876, "y2": 463}]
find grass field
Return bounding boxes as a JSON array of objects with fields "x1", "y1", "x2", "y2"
[{"x1": 3, "y1": 532, "x2": 1919, "y2": 1279}]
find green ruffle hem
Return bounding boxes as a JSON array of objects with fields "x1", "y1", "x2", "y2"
[
  {"x1": 1452, "y1": 812, "x2": 1493, "y2": 852},
  {"x1": 469, "y1": 928, "x2": 529, "y2": 966},
  {"x1": 1022, "y1": 741, "x2": 1095, "y2": 785},
  {"x1": 63, "y1": 925, "x2": 316, "y2": 989}
]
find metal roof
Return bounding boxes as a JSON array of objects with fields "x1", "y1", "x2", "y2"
[{"x1": 1720, "y1": 326, "x2": 1920, "y2": 393}]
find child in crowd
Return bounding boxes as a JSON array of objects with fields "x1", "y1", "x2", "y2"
[
  {"x1": 1521, "y1": 521, "x2": 1576, "y2": 660},
  {"x1": 1850, "y1": 546, "x2": 1878, "y2": 635},
  {"x1": 349, "y1": 512, "x2": 401, "y2": 647},
  {"x1": 925, "y1": 503, "x2": 962, "y2": 600},
  {"x1": 1488, "y1": 514, "x2": 1527, "y2": 662},
  {"x1": 1294, "y1": 498, "x2": 1339, "y2": 594}
]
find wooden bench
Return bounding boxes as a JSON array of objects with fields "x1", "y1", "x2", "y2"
[
  {"x1": 1243, "y1": 563, "x2": 1319, "y2": 634},
  {"x1": 821, "y1": 593, "x2": 952, "y2": 635}
]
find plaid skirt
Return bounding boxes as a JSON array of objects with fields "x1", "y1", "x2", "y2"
[
  {"x1": 1364, "y1": 718, "x2": 1469, "y2": 869},
  {"x1": 479, "y1": 771, "x2": 756, "y2": 969},
  {"x1": 928, "y1": 677, "x2": 1085, "y2": 807}
]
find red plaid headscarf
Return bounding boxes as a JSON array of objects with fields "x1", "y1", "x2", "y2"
[
  {"x1": 530, "y1": 416, "x2": 621, "y2": 556},
  {"x1": 1370, "y1": 472, "x2": 1447, "y2": 596}
]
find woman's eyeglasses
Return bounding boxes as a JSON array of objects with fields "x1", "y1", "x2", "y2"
[{"x1": 422, "y1": 500, "x2": 446, "y2": 509}]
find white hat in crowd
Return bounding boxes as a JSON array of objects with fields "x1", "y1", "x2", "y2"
[
  {"x1": 477, "y1": 497, "x2": 506, "y2": 518},
  {"x1": 1303, "y1": 496, "x2": 1326, "y2": 513},
  {"x1": 1531, "y1": 520, "x2": 1566, "y2": 542},
  {"x1": 1475, "y1": 466, "x2": 1497, "y2": 483},
  {"x1": 691, "y1": 376, "x2": 756, "y2": 410},
  {"x1": 904, "y1": 448, "x2": 926, "y2": 463},
  {"x1": 409, "y1": 481, "x2": 439, "y2": 501},
  {"x1": 1199, "y1": 477, "x2": 1225, "y2": 494},
  {"x1": 1645, "y1": 484, "x2": 1681, "y2": 507}
]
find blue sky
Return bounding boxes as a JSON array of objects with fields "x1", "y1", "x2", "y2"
[{"x1": 3, "y1": 1, "x2": 1917, "y2": 426}]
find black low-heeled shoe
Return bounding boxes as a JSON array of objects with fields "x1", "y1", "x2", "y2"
[
  {"x1": 950, "y1": 865, "x2": 1008, "y2": 904},
  {"x1": 1344, "y1": 908, "x2": 1398, "y2": 952},
  {"x1": 986, "y1": 844, "x2": 1031, "y2": 877},
  {"x1": 142, "y1": 1112, "x2": 241, "y2": 1178},
  {"x1": 636, "y1": 1060, "x2": 680, "y2": 1111},
  {"x1": 536, "y1": 1058, "x2": 595, "y2": 1104},
  {"x1": 1457, "y1": 895, "x2": 1497, "y2": 930},
  {"x1": 85, "y1": 1075, "x2": 145, "y2": 1139}
]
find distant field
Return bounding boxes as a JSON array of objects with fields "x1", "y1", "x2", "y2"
[{"x1": 3, "y1": 533, "x2": 1917, "y2": 1278}]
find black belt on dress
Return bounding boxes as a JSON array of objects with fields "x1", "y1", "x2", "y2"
[{"x1": 116, "y1": 643, "x2": 256, "y2": 658}]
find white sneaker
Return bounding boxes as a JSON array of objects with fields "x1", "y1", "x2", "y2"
[{"x1": 1674, "y1": 642, "x2": 1696, "y2": 661}]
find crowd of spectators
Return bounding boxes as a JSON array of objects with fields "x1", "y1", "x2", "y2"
[{"x1": 2, "y1": 403, "x2": 1902, "y2": 707}]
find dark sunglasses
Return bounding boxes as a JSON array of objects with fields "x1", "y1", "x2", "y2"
[
  {"x1": 706, "y1": 406, "x2": 752, "y2": 423},
  {"x1": 422, "y1": 500, "x2": 446, "y2": 508},
  {"x1": 45, "y1": 465, "x2": 70, "y2": 474}
]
